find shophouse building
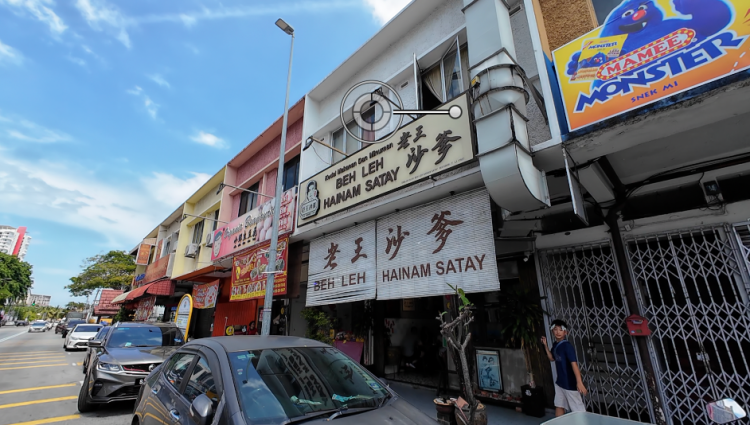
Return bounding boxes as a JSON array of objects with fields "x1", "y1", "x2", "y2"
[{"x1": 208, "y1": 98, "x2": 304, "y2": 338}]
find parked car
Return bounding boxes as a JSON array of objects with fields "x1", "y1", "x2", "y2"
[
  {"x1": 29, "y1": 321, "x2": 47, "y2": 333},
  {"x1": 15, "y1": 319, "x2": 29, "y2": 327},
  {"x1": 60, "y1": 319, "x2": 87, "y2": 338},
  {"x1": 64, "y1": 324, "x2": 103, "y2": 351},
  {"x1": 78, "y1": 322, "x2": 184, "y2": 412},
  {"x1": 131, "y1": 336, "x2": 431, "y2": 425},
  {"x1": 45, "y1": 321, "x2": 54, "y2": 330},
  {"x1": 82, "y1": 326, "x2": 111, "y2": 373}
]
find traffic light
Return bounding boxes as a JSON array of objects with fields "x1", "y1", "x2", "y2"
[{"x1": 32, "y1": 302, "x2": 35, "y2": 306}]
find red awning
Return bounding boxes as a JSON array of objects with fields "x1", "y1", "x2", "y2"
[{"x1": 122, "y1": 278, "x2": 175, "y2": 302}]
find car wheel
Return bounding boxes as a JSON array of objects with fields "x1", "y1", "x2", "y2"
[
  {"x1": 77, "y1": 373, "x2": 97, "y2": 413},
  {"x1": 64, "y1": 344, "x2": 69, "y2": 352},
  {"x1": 28, "y1": 329, "x2": 31, "y2": 333}
]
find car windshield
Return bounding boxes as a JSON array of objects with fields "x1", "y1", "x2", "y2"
[
  {"x1": 228, "y1": 347, "x2": 390, "y2": 424},
  {"x1": 106, "y1": 326, "x2": 184, "y2": 348},
  {"x1": 74, "y1": 325, "x2": 101, "y2": 333},
  {"x1": 67, "y1": 320, "x2": 85, "y2": 327}
]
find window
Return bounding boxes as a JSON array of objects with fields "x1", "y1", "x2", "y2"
[
  {"x1": 106, "y1": 325, "x2": 184, "y2": 348},
  {"x1": 238, "y1": 182, "x2": 260, "y2": 216},
  {"x1": 164, "y1": 240, "x2": 171, "y2": 256},
  {"x1": 419, "y1": 38, "x2": 469, "y2": 110},
  {"x1": 93, "y1": 327, "x2": 110, "y2": 341},
  {"x1": 192, "y1": 220, "x2": 205, "y2": 245},
  {"x1": 331, "y1": 121, "x2": 363, "y2": 164},
  {"x1": 164, "y1": 353, "x2": 195, "y2": 391},
  {"x1": 282, "y1": 156, "x2": 300, "y2": 192},
  {"x1": 183, "y1": 357, "x2": 219, "y2": 403},
  {"x1": 212, "y1": 210, "x2": 219, "y2": 232}
]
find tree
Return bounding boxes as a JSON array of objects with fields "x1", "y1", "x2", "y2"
[
  {"x1": 66, "y1": 251, "x2": 136, "y2": 297},
  {"x1": 65, "y1": 302, "x2": 87, "y2": 311},
  {"x1": 0, "y1": 252, "x2": 33, "y2": 304}
]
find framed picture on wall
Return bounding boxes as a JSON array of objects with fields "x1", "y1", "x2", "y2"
[{"x1": 475, "y1": 348, "x2": 503, "y2": 393}]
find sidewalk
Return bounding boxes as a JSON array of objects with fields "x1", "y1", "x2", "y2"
[{"x1": 389, "y1": 381, "x2": 555, "y2": 425}]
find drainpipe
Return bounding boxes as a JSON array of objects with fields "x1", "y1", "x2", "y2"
[{"x1": 462, "y1": 0, "x2": 550, "y2": 213}]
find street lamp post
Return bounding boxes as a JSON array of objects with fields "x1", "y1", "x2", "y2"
[{"x1": 261, "y1": 18, "x2": 295, "y2": 336}]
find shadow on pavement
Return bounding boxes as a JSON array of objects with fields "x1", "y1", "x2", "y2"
[{"x1": 80, "y1": 401, "x2": 135, "y2": 418}]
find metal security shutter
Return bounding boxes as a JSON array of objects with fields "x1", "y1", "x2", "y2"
[
  {"x1": 307, "y1": 220, "x2": 376, "y2": 306},
  {"x1": 376, "y1": 188, "x2": 499, "y2": 300}
]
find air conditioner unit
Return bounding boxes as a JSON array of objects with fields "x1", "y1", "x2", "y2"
[
  {"x1": 184, "y1": 243, "x2": 199, "y2": 258},
  {"x1": 205, "y1": 232, "x2": 214, "y2": 247}
]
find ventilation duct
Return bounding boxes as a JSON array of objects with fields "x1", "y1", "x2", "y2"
[{"x1": 462, "y1": 0, "x2": 550, "y2": 212}]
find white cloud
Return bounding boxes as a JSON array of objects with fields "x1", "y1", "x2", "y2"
[
  {"x1": 0, "y1": 0, "x2": 67, "y2": 35},
  {"x1": 127, "y1": 86, "x2": 160, "y2": 120},
  {"x1": 66, "y1": 55, "x2": 86, "y2": 67},
  {"x1": 0, "y1": 39, "x2": 23, "y2": 66},
  {"x1": 0, "y1": 113, "x2": 71, "y2": 143},
  {"x1": 75, "y1": 0, "x2": 131, "y2": 49},
  {"x1": 0, "y1": 146, "x2": 210, "y2": 246},
  {"x1": 362, "y1": 0, "x2": 410, "y2": 25},
  {"x1": 185, "y1": 43, "x2": 200, "y2": 55},
  {"x1": 190, "y1": 131, "x2": 226, "y2": 148},
  {"x1": 148, "y1": 73, "x2": 170, "y2": 88}
]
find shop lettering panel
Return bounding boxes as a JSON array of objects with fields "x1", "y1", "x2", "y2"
[
  {"x1": 307, "y1": 220, "x2": 376, "y2": 306},
  {"x1": 376, "y1": 189, "x2": 499, "y2": 299}
]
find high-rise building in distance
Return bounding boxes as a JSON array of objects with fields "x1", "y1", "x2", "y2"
[{"x1": 0, "y1": 226, "x2": 31, "y2": 261}]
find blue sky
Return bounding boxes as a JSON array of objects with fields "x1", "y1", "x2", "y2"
[{"x1": 0, "y1": 0, "x2": 409, "y2": 307}]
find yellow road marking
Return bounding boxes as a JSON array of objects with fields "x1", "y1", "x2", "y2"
[
  {"x1": 0, "y1": 363, "x2": 68, "y2": 371},
  {"x1": 4, "y1": 415, "x2": 81, "y2": 425},
  {"x1": 0, "y1": 396, "x2": 77, "y2": 409},
  {"x1": 0, "y1": 359, "x2": 66, "y2": 366},
  {"x1": 0, "y1": 384, "x2": 76, "y2": 395}
]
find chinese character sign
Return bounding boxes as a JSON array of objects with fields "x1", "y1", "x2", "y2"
[
  {"x1": 230, "y1": 237, "x2": 289, "y2": 302},
  {"x1": 553, "y1": 0, "x2": 750, "y2": 131},
  {"x1": 376, "y1": 189, "x2": 499, "y2": 300},
  {"x1": 307, "y1": 221, "x2": 376, "y2": 306},
  {"x1": 297, "y1": 94, "x2": 473, "y2": 227},
  {"x1": 212, "y1": 188, "x2": 296, "y2": 261}
]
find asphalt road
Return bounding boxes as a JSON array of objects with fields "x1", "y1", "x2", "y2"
[{"x1": 0, "y1": 325, "x2": 133, "y2": 425}]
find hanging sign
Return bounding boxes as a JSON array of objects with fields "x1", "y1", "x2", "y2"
[
  {"x1": 230, "y1": 236, "x2": 289, "y2": 302},
  {"x1": 134, "y1": 296, "x2": 156, "y2": 321},
  {"x1": 135, "y1": 241, "x2": 155, "y2": 266},
  {"x1": 307, "y1": 221, "x2": 376, "y2": 306},
  {"x1": 553, "y1": 0, "x2": 750, "y2": 132},
  {"x1": 211, "y1": 188, "x2": 296, "y2": 261},
  {"x1": 376, "y1": 189, "x2": 499, "y2": 300},
  {"x1": 297, "y1": 94, "x2": 474, "y2": 227},
  {"x1": 174, "y1": 294, "x2": 193, "y2": 339},
  {"x1": 193, "y1": 281, "x2": 219, "y2": 309}
]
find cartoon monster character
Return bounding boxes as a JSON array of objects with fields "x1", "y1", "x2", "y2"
[{"x1": 566, "y1": 0, "x2": 734, "y2": 78}]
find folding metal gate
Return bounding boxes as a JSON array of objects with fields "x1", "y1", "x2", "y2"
[
  {"x1": 538, "y1": 243, "x2": 654, "y2": 422},
  {"x1": 626, "y1": 226, "x2": 750, "y2": 425}
]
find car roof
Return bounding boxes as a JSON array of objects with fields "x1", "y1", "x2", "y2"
[
  {"x1": 184, "y1": 336, "x2": 329, "y2": 353},
  {"x1": 113, "y1": 322, "x2": 178, "y2": 328}
]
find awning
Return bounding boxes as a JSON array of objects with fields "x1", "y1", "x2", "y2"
[
  {"x1": 111, "y1": 291, "x2": 130, "y2": 304},
  {"x1": 172, "y1": 265, "x2": 224, "y2": 283},
  {"x1": 116, "y1": 278, "x2": 175, "y2": 303}
]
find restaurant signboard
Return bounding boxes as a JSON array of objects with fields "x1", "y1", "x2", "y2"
[{"x1": 230, "y1": 236, "x2": 289, "y2": 302}]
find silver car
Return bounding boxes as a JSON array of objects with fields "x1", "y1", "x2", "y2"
[
  {"x1": 29, "y1": 321, "x2": 47, "y2": 333},
  {"x1": 78, "y1": 322, "x2": 184, "y2": 412}
]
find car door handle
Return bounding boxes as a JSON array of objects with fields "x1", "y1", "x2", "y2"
[{"x1": 169, "y1": 409, "x2": 180, "y2": 420}]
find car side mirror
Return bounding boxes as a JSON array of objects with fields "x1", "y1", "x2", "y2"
[
  {"x1": 88, "y1": 340, "x2": 103, "y2": 348},
  {"x1": 708, "y1": 399, "x2": 746, "y2": 423},
  {"x1": 189, "y1": 394, "x2": 214, "y2": 425}
]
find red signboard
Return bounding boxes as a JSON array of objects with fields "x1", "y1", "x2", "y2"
[
  {"x1": 143, "y1": 253, "x2": 170, "y2": 284},
  {"x1": 211, "y1": 188, "x2": 296, "y2": 261},
  {"x1": 135, "y1": 241, "x2": 155, "y2": 266},
  {"x1": 230, "y1": 236, "x2": 289, "y2": 302},
  {"x1": 193, "y1": 281, "x2": 219, "y2": 309}
]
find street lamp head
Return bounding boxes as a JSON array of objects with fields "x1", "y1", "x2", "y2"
[
  {"x1": 216, "y1": 183, "x2": 225, "y2": 195},
  {"x1": 275, "y1": 18, "x2": 294, "y2": 35}
]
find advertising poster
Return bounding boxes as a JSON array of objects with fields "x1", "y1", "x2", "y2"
[
  {"x1": 476, "y1": 349, "x2": 502, "y2": 392},
  {"x1": 553, "y1": 0, "x2": 750, "y2": 131},
  {"x1": 230, "y1": 236, "x2": 289, "y2": 302},
  {"x1": 135, "y1": 242, "x2": 153, "y2": 266},
  {"x1": 174, "y1": 294, "x2": 193, "y2": 338},
  {"x1": 211, "y1": 188, "x2": 296, "y2": 261},
  {"x1": 134, "y1": 296, "x2": 156, "y2": 321},
  {"x1": 193, "y1": 281, "x2": 219, "y2": 309}
]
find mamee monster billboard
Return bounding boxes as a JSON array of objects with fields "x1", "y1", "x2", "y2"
[{"x1": 553, "y1": 0, "x2": 749, "y2": 131}]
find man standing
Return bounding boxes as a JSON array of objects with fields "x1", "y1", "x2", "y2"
[{"x1": 542, "y1": 319, "x2": 588, "y2": 416}]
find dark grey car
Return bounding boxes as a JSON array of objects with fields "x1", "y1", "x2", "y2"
[
  {"x1": 132, "y1": 336, "x2": 435, "y2": 425},
  {"x1": 78, "y1": 322, "x2": 184, "y2": 412}
]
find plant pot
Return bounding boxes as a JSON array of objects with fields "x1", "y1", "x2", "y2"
[
  {"x1": 434, "y1": 399, "x2": 456, "y2": 425},
  {"x1": 455, "y1": 403, "x2": 487, "y2": 425}
]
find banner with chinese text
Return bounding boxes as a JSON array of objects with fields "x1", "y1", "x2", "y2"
[
  {"x1": 230, "y1": 236, "x2": 289, "y2": 302},
  {"x1": 375, "y1": 189, "x2": 499, "y2": 299},
  {"x1": 307, "y1": 221, "x2": 376, "y2": 306},
  {"x1": 193, "y1": 281, "x2": 219, "y2": 309},
  {"x1": 553, "y1": 0, "x2": 750, "y2": 131}
]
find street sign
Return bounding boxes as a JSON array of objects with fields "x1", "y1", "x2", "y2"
[{"x1": 174, "y1": 294, "x2": 193, "y2": 341}]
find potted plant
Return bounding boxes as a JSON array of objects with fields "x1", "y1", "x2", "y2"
[
  {"x1": 300, "y1": 307, "x2": 334, "y2": 345},
  {"x1": 437, "y1": 284, "x2": 487, "y2": 425}
]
